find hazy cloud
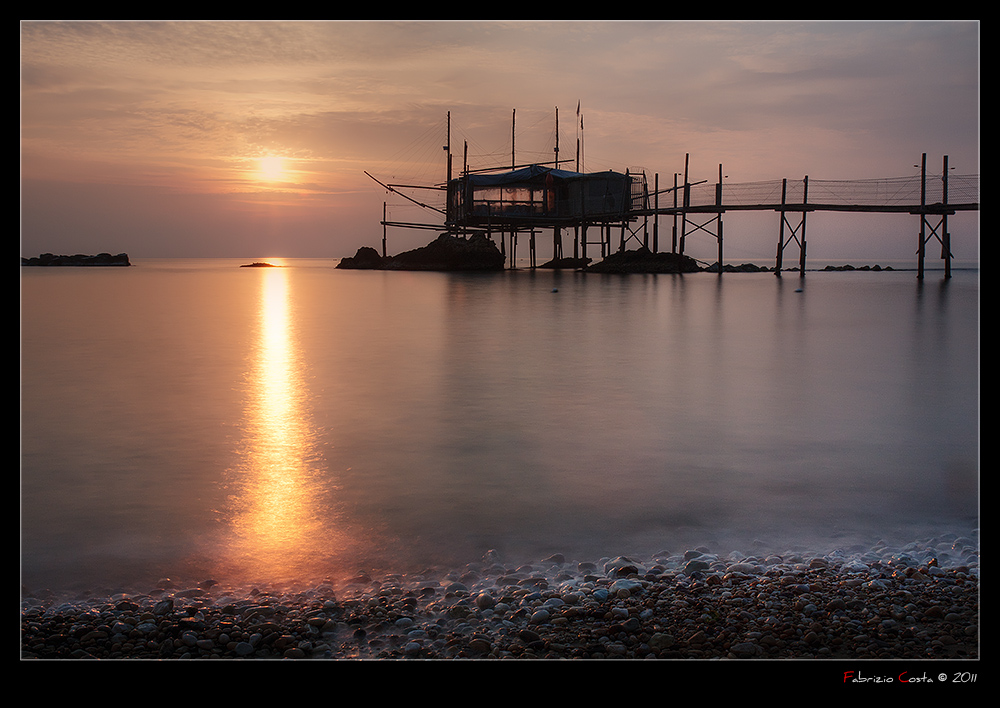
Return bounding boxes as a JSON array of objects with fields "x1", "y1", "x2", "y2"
[{"x1": 20, "y1": 20, "x2": 978, "y2": 258}]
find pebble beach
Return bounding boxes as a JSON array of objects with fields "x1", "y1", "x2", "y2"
[{"x1": 20, "y1": 532, "x2": 979, "y2": 662}]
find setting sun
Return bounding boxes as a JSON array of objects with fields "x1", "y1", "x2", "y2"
[{"x1": 258, "y1": 156, "x2": 286, "y2": 181}]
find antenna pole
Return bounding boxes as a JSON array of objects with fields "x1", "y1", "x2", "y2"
[
  {"x1": 554, "y1": 107, "x2": 559, "y2": 168},
  {"x1": 445, "y1": 111, "x2": 452, "y2": 184}
]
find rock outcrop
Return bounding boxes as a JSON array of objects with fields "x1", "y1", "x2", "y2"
[
  {"x1": 21, "y1": 252, "x2": 131, "y2": 267},
  {"x1": 586, "y1": 247, "x2": 701, "y2": 274},
  {"x1": 336, "y1": 246, "x2": 385, "y2": 270},
  {"x1": 338, "y1": 233, "x2": 505, "y2": 272}
]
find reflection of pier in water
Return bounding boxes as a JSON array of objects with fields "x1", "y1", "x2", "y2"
[{"x1": 370, "y1": 110, "x2": 978, "y2": 278}]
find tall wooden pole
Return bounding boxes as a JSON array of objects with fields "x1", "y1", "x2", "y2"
[
  {"x1": 574, "y1": 108, "x2": 580, "y2": 259},
  {"x1": 672, "y1": 172, "x2": 678, "y2": 253},
  {"x1": 545, "y1": 112, "x2": 563, "y2": 258},
  {"x1": 799, "y1": 176, "x2": 809, "y2": 276},
  {"x1": 446, "y1": 111, "x2": 452, "y2": 184},
  {"x1": 653, "y1": 173, "x2": 659, "y2": 253},
  {"x1": 511, "y1": 109, "x2": 516, "y2": 170},
  {"x1": 775, "y1": 178, "x2": 787, "y2": 273},
  {"x1": 918, "y1": 153, "x2": 926, "y2": 279},
  {"x1": 943, "y1": 155, "x2": 952, "y2": 279},
  {"x1": 716, "y1": 164, "x2": 724, "y2": 273},
  {"x1": 554, "y1": 107, "x2": 559, "y2": 168},
  {"x1": 680, "y1": 154, "x2": 690, "y2": 256}
]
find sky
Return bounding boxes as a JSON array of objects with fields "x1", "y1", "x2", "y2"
[{"x1": 20, "y1": 20, "x2": 980, "y2": 262}]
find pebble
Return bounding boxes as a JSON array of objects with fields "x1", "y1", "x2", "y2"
[{"x1": 20, "y1": 534, "x2": 978, "y2": 660}]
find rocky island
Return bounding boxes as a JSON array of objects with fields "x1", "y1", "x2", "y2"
[{"x1": 21, "y1": 252, "x2": 131, "y2": 267}]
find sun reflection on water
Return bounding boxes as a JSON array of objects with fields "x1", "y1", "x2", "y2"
[{"x1": 225, "y1": 262, "x2": 337, "y2": 587}]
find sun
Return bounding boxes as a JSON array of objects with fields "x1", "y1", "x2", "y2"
[{"x1": 258, "y1": 156, "x2": 286, "y2": 181}]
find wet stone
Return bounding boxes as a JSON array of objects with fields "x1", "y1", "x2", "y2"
[{"x1": 20, "y1": 536, "x2": 979, "y2": 660}]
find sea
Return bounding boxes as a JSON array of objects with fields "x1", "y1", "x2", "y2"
[{"x1": 20, "y1": 257, "x2": 980, "y2": 598}]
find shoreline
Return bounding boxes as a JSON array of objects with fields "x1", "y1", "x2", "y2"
[{"x1": 21, "y1": 533, "x2": 979, "y2": 661}]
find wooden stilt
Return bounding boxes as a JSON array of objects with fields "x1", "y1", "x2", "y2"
[
  {"x1": 716, "y1": 164, "x2": 724, "y2": 274},
  {"x1": 672, "y1": 172, "x2": 678, "y2": 254},
  {"x1": 918, "y1": 153, "x2": 927, "y2": 279},
  {"x1": 799, "y1": 177, "x2": 809, "y2": 277},
  {"x1": 775, "y1": 179, "x2": 787, "y2": 274},
  {"x1": 943, "y1": 155, "x2": 952, "y2": 279},
  {"x1": 653, "y1": 173, "x2": 659, "y2": 253}
]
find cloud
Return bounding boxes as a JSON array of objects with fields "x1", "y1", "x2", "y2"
[{"x1": 20, "y1": 20, "x2": 978, "y2": 258}]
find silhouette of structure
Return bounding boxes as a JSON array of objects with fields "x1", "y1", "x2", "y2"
[{"x1": 367, "y1": 109, "x2": 978, "y2": 278}]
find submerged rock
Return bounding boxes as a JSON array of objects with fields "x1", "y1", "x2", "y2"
[
  {"x1": 704, "y1": 261, "x2": 773, "y2": 273},
  {"x1": 537, "y1": 256, "x2": 592, "y2": 270},
  {"x1": 338, "y1": 233, "x2": 505, "y2": 272},
  {"x1": 21, "y1": 252, "x2": 131, "y2": 267},
  {"x1": 586, "y1": 247, "x2": 701, "y2": 274},
  {"x1": 821, "y1": 263, "x2": 894, "y2": 271}
]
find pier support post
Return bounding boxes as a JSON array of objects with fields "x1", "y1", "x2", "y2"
[
  {"x1": 672, "y1": 172, "x2": 679, "y2": 253},
  {"x1": 715, "y1": 164, "x2": 724, "y2": 274},
  {"x1": 679, "y1": 155, "x2": 690, "y2": 258},
  {"x1": 775, "y1": 180, "x2": 786, "y2": 273},
  {"x1": 917, "y1": 153, "x2": 954, "y2": 280},
  {"x1": 918, "y1": 153, "x2": 927, "y2": 279},
  {"x1": 642, "y1": 174, "x2": 650, "y2": 250},
  {"x1": 653, "y1": 173, "x2": 659, "y2": 252},
  {"x1": 678, "y1": 160, "x2": 725, "y2": 272},
  {"x1": 798, "y1": 177, "x2": 809, "y2": 277},
  {"x1": 774, "y1": 177, "x2": 809, "y2": 276},
  {"x1": 717, "y1": 218, "x2": 724, "y2": 273}
]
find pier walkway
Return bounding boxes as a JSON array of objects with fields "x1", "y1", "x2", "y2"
[{"x1": 618, "y1": 154, "x2": 978, "y2": 278}]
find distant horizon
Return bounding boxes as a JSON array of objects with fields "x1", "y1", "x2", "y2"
[{"x1": 20, "y1": 251, "x2": 981, "y2": 271}]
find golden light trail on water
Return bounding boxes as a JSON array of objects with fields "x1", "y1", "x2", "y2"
[{"x1": 226, "y1": 262, "x2": 336, "y2": 587}]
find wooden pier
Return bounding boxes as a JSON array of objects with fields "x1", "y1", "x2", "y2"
[
  {"x1": 632, "y1": 152, "x2": 978, "y2": 278},
  {"x1": 370, "y1": 110, "x2": 979, "y2": 278}
]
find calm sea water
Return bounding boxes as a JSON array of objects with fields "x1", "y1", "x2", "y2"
[{"x1": 20, "y1": 257, "x2": 979, "y2": 596}]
